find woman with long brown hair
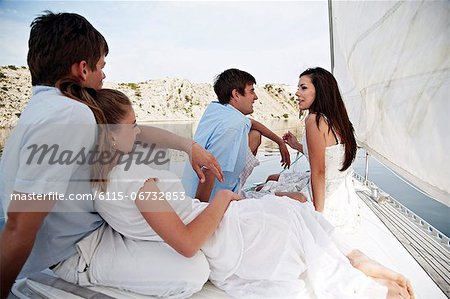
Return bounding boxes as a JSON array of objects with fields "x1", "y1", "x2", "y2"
[{"x1": 263, "y1": 67, "x2": 361, "y2": 233}]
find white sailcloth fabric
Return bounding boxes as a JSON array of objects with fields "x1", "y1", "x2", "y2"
[
  {"x1": 331, "y1": 0, "x2": 450, "y2": 205},
  {"x1": 94, "y1": 162, "x2": 385, "y2": 298}
]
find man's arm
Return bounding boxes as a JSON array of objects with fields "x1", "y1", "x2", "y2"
[
  {"x1": 274, "y1": 192, "x2": 307, "y2": 203},
  {"x1": 250, "y1": 119, "x2": 291, "y2": 168},
  {"x1": 0, "y1": 193, "x2": 53, "y2": 297},
  {"x1": 137, "y1": 125, "x2": 223, "y2": 183},
  {"x1": 195, "y1": 169, "x2": 216, "y2": 202}
]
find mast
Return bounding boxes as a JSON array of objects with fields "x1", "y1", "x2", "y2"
[{"x1": 328, "y1": 0, "x2": 334, "y2": 74}]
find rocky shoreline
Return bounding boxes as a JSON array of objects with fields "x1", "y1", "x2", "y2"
[{"x1": 0, "y1": 66, "x2": 300, "y2": 128}]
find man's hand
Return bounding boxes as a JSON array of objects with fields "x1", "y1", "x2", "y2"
[
  {"x1": 249, "y1": 119, "x2": 291, "y2": 169},
  {"x1": 278, "y1": 141, "x2": 291, "y2": 169},
  {"x1": 1, "y1": 209, "x2": 49, "y2": 298},
  {"x1": 190, "y1": 143, "x2": 223, "y2": 183}
]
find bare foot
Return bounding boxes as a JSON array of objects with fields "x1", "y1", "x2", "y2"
[
  {"x1": 393, "y1": 275, "x2": 414, "y2": 299},
  {"x1": 374, "y1": 278, "x2": 410, "y2": 299},
  {"x1": 405, "y1": 279, "x2": 414, "y2": 299},
  {"x1": 347, "y1": 250, "x2": 414, "y2": 298}
]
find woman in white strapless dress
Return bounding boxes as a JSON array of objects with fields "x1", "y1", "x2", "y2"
[
  {"x1": 60, "y1": 76, "x2": 413, "y2": 299},
  {"x1": 262, "y1": 68, "x2": 362, "y2": 234},
  {"x1": 262, "y1": 124, "x2": 361, "y2": 234}
]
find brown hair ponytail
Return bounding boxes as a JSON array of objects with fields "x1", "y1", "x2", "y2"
[{"x1": 56, "y1": 78, "x2": 132, "y2": 192}]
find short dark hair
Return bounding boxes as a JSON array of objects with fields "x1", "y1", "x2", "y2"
[
  {"x1": 27, "y1": 11, "x2": 109, "y2": 86},
  {"x1": 213, "y1": 68, "x2": 256, "y2": 104}
]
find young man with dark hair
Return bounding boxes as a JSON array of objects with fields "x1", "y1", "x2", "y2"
[
  {"x1": 183, "y1": 68, "x2": 292, "y2": 202},
  {"x1": 0, "y1": 11, "x2": 222, "y2": 297},
  {"x1": 27, "y1": 11, "x2": 109, "y2": 87}
]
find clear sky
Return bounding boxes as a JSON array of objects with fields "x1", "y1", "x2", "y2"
[{"x1": 0, "y1": 0, "x2": 330, "y2": 85}]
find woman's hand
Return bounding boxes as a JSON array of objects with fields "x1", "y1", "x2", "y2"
[
  {"x1": 283, "y1": 131, "x2": 302, "y2": 152},
  {"x1": 190, "y1": 142, "x2": 224, "y2": 183}
]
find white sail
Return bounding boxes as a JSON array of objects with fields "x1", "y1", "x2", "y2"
[{"x1": 330, "y1": 0, "x2": 450, "y2": 206}]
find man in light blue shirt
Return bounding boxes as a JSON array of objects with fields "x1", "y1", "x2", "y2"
[
  {"x1": 0, "y1": 12, "x2": 221, "y2": 298},
  {"x1": 183, "y1": 69, "x2": 291, "y2": 202}
]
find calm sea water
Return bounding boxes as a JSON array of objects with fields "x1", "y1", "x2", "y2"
[{"x1": 1, "y1": 120, "x2": 448, "y2": 236}]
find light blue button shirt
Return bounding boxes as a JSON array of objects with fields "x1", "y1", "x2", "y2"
[
  {"x1": 182, "y1": 102, "x2": 251, "y2": 201},
  {"x1": 0, "y1": 86, "x2": 103, "y2": 278}
]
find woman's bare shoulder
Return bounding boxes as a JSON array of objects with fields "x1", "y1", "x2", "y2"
[{"x1": 305, "y1": 113, "x2": 328, "y2": 132}]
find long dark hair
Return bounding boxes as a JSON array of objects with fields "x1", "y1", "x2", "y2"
[
  {"x1": 300, "y1": 67, "x2": 357, "y2": 171},
  {"x1": 57, "y1": 78, "x2": 131, "y2": 191}
]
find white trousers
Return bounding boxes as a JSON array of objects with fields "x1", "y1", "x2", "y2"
[{"x1": 53, "y1": 223, "x2": 210, "y2": 299}]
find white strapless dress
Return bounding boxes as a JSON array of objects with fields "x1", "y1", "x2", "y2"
[{"x1": 261, "y1": 134, "x2": 362, "y2": 234}]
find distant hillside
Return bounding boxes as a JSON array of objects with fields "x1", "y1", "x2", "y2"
[
  {"x1": 0, "y1": 66, "x2": 32, "y2": 127},
  {"x1": 0, "y1": 66, "x2": 300, "y2": 127}
]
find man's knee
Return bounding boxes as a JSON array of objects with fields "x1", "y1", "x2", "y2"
[
  {"x1": 96, "y1": 240, "x2": 210, "y2": 292},
  {"x1": 70, "y1": 225, "x2": 210, "y2": 297},
  {"x1": 145, "y1": 251, "x2": 210, "y2": 297},
  {"x1": 249, "y1": 130, "x2": 262, "y2": 155},
  {"x1": 177, "y1": 251, "x2": 210, "y2": 288},
  {"x1": 56, "y1": 250, "x2": 209, "y2": 297}
]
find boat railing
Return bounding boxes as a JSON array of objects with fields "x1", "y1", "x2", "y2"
[
  {"x1": 353, "y1": 171, "x2": 450, "y2": 250},
  {"x1": 353, "y1": 171, "x2": 450, "y2": 296}
]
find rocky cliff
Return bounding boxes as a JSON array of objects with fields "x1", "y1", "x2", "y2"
[{"x1": 0, "y1": 66, "x2": 300, "y2": 127}]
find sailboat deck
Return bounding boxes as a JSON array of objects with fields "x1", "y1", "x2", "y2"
[{"x1": 356, "y1": 188, "x2": 450, "y2": 297}]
